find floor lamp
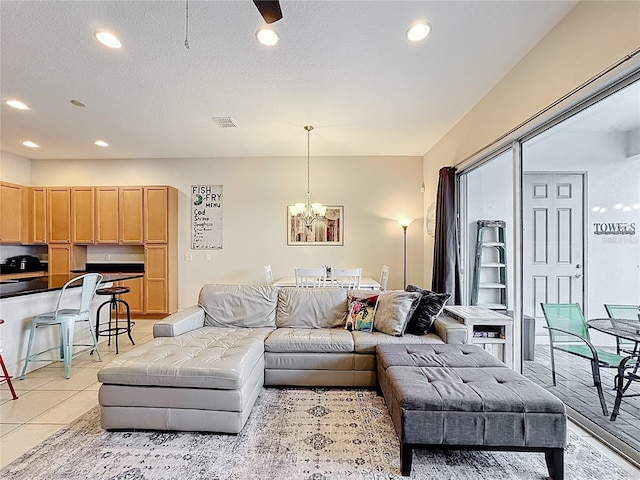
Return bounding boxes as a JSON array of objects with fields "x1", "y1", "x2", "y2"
[{"x1": 397, "y1": 219, "x2": 413, "y2": 288}]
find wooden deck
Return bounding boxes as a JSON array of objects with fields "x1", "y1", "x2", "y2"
[{"x1": 523, "y1": 344, "x2": 640, "y2": 455}]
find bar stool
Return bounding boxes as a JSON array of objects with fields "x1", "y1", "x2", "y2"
[
  {"x1": 95, "y1": 286, "x2": 135, "y2": 354},
  {"x1": 0, "y1": 319, "x2": 18, "y2": 400},
  {"x1": 21, "y1": 273, "x2": 103, "y2": 380}
]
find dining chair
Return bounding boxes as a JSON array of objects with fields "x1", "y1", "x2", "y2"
[
  {"x1": 541, "y1": 302, "x2": 626, "y2": 416},
  {"x1": 20, "y1": 273, "x2": 104, "y2": 380},
  {"x1": 379, "y1": 265, "x2": 390, "y2": 291},
  {"x1": 328, "y1": 268, "x2": 362, "y2": 289},
  {"x1": 604, "y1": 304, "x2": 640, "y2": 355},
  {"x1": 294, "y1": 268, "x2": 326, "y2": 288},
  {"x1": 264, "y1": 264, "x2": 274, "y2": 285}
]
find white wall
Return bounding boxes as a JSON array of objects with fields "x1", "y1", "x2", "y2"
[
  {"x1": 31, "y1": 155, "x2": 424, "y2": 307},
  {"x1": 422, "y1": 1, "x2": 640, "y2": 284},
  {"x1": 0, "y1": 151, "x2": 31, "y2": 184}
]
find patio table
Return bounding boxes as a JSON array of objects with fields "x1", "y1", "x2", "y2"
[{"x1": 588, "y1": 318, "x2": 640, "y2": 421}]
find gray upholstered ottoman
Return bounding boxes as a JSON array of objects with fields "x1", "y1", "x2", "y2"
[{"x1": 376, "y1": 344, "x2": 566, "y2": 478}]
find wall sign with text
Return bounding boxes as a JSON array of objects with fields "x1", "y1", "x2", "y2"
[
  {"x1": 191, "y1": 185, "x2": 223, "y2": 249},
  {"x1": 593, "y1": 222, "x2": 636, "y2": 235}
]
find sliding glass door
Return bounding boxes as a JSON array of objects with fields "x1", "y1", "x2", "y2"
[{"x1": 457, "y1": 77, "x2": 640, "y2": 461}]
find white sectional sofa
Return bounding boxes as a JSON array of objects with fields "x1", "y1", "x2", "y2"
[{"x1": 97, "y1": 284, "x2": 467, "y2": 433}]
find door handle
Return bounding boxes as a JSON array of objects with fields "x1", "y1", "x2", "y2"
[{"x1": 574, "y1": 273, "x2": 583, "y2": 278}]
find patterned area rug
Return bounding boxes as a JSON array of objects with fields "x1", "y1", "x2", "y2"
[{"x1": 1, "y1": 388, "x2": 632, "y2": 480}]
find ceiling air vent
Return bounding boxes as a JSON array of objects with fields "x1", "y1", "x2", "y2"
[{"x1": 212, "y1": 117, "x2": 238, "y2": 128}]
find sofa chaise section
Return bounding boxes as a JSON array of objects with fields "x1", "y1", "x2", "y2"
[{"x1": 98, "y1": 285, "x2": 279, "y2": 433}]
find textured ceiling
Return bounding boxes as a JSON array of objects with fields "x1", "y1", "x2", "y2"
[{"x1": 1, "y1": 1, "x2": 578, "y2": 160}]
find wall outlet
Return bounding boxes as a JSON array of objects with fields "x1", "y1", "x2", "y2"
[
  {"x1": 184, "y1": 254, "x2": 193, "y2": 262},
  {"x1": 105, "y1": 254, "x2": 111, "y2": 261},
  {"x1": 205, "y1": 253, "x2": 212, "y2": 262}
]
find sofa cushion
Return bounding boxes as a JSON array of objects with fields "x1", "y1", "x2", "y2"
[
  {"x1": 199, "y1": 284, "x2": 278, "y2": 328},
  {"x1": 352, "y1": 331, "x2": 444, "y2": 353},
  {"x1": 264, "y1": 328, "x2": 354, "y2": 353},
  {"x1": 405, "y1": 285, "x2": 451, "y2": 335},
  {"x1": 276, "y1": 287, "x2": 348, "y2": 328},
  {"x1": 373, "y1": 290, "x2": 421, "y2": 336},
  {"x1": 97, "y1": 327, "x2": 273, "y2": 389}
]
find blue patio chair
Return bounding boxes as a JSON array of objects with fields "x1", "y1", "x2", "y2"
[{"x1": 541, "y1": 303, "x2": 626, "y2": 416}]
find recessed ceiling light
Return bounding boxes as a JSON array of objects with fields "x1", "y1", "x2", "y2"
[
  {"x1": 256, "y1": 27, "x2": 279, "y2": 46},
  {"x1": 22, "y1": 140, "x2": 39, "y2": 148},
  {"x1": 70, "y1": 99, "x2": 86, "y2": 107},
  {"x1": 94, "y1": 140, "x2": 109, "y2": 147},
  {"x1": 406, "y1": 22, "x2": 431, "y2": 42},
  {"x1": 6, "y1": 99, "x2": 30, "y2": 110},
  {"x1": 94, "y1": 30, "x2": 122, "y2": 49}
]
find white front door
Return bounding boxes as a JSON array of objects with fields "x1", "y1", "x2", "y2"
[{"x1": 522, "y1": 173, "x2": 585, "y2": 335}]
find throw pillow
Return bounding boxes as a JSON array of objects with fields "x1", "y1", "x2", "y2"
[
  {"x1": 346, "y1": 294, "x2": 379, "y2": 332},
  {"x1": 373, "y1": 290, "x2": 421, "y2": 336},
  {"x1": 405, "y1": 285, "x2": 451, "y2": 335}
]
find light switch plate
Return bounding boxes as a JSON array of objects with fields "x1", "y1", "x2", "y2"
[{"x1": 184, "y1": 254, "x2": 193, "y2": 262}]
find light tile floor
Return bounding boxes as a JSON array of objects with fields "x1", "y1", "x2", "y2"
[
  {"x1": 0, "y1": 318, "x2": 154, "y2": 468},
  {"x1": 1, "y1": 320, "x2": 639, "y2": 477}
]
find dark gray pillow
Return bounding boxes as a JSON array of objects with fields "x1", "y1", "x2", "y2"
[{"x1": 405, "y1": 285, "x2": 451, "y2": 335}]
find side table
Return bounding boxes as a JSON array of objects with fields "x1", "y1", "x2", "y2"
[{"x1": 444, "y1": 306, "x2": 514, "y2": 368}]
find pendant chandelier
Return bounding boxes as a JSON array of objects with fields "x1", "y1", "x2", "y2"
[{"x1": 289, "y1": 125, "x2": 326, "y2": 228}]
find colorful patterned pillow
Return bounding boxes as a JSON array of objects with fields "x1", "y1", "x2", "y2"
[{"x1": 346, "y1": 294, "x2": 379, "y2": 332}]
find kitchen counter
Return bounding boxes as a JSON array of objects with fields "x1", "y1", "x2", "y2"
[{"x1": 0, "y1": 272, "x2": 144, "y2": 299}]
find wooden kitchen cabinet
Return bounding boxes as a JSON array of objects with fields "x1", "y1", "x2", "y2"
[
  {"x1": 0, "y1": 182, "x2": 28, "y2": 243},
  {"x1": 47, "y1": 187, "x2": 71, "y2": 243},
  {"x1": 48, "y1": 244, "x2": 71, "y2": 275},
  {"x1": 144, "y1": 245, "x2": 168, "y2": 314},
  {"x1": 144, "y1": 186, "x2": 177, "y2": 243},
  {"x1": 119, "y1": 187, "x2": 144, "y2": 244},
  {"x1": 29, "y1": 187, "x2": 47, "y2": 244},
  {"x1": 118, "y1": 276, "x2": 144, "y2": 314},
  {"x1": 95, "y1": 187, "x2": 119, "y2": 243},
  {"x1": 72, "y1": 187, "x2": 95, "y2": 244}
]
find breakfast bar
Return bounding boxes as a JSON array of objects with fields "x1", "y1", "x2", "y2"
[{"x1": 0, "y1": 272, "x2": 143, "y2": 377}]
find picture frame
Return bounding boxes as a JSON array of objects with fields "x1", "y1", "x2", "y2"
[{"x1": 287, "y1": 205, "x2": 344, "y2": 245}]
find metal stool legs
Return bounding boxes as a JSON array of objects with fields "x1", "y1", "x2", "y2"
[{"x1": 95, "y1": 293, "x2": 135, "y2": 354}]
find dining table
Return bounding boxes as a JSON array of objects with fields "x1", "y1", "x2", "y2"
[
  {"x1": 273, "y1": 276, "x2": 381, "y2": 290},
  {"x1": 587, "y1": 318, "x2": 640, "y2": 421}
]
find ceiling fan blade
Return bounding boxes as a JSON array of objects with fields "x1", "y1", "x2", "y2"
[{"x1": 253, "y1": 1, "x2": 283, "y2": 24}]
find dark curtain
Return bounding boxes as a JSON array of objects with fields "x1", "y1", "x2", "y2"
[{"x1": 431, "y1": 166, "x2": 462, "y2": 304}]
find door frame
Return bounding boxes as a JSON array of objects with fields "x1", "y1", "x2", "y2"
[{"x1": 521, "y1": 170, "x2": 588, "y2": 320}]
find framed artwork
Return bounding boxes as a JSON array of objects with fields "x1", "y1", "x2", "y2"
[{"x1": 287, "y1": 205, "x2": 344, "y2": 245}]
